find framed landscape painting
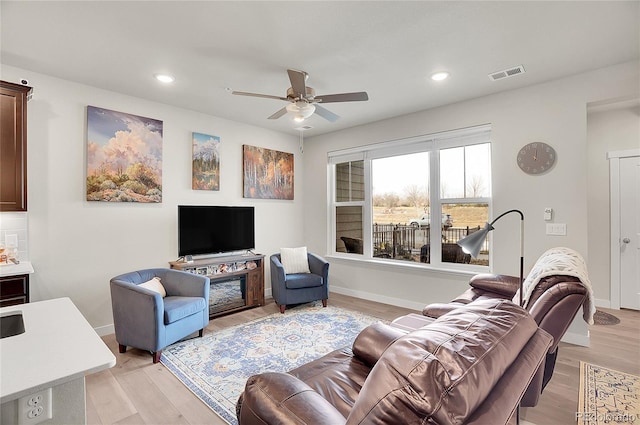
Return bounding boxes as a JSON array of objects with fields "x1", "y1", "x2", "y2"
[
  {"x1": 192, "y1": 132, "x2": 220, "y2": 190},
  {"x1": 86, "y1": 106, "x2": 163, "y2": 202},
  {"x1": 243, "y1": 145, "x2": 294, "y2": 200}
]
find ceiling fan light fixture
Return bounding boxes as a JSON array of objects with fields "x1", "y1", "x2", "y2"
[
  {"x1": 233, "y1": 69, "x2": 367, "y2": 123},
  {"x1": 286, "y1": 101, "x2": 315, "y2": 122},
  {"x1": 154, "y1": 73, "x2": 175, "y2": 83},
  {"x1": 431, "y1": 71, "x2": 450, "y2": 81}
]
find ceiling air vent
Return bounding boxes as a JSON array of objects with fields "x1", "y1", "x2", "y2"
[{"x1": 488, "y1": 65, "x2": 525, "y2": 81}]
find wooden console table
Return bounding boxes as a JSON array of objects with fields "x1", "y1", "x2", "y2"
[{"x1": 169, "y1": 253, "x2": 265, "y2": 319}]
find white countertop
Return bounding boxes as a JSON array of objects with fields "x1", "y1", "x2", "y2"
[
  {"x1": 0, "y1": 261, "x2": 34, "y2": 277},
  {"x1": 0, "y1": 297, "x2": 116, "y2": 403}
]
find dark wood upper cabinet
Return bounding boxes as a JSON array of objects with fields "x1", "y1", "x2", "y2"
[{"x1": 0, "y1": 81, "x2": 32, "y2": 212}]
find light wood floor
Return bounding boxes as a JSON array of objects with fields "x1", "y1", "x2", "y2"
[{"x1": 86, "y1": 293, "x2": 640, "y2": 425}]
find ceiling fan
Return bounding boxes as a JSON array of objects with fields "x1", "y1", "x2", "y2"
[{"x1": 232, "y1": 69, "x2": 368, "y2": 123}]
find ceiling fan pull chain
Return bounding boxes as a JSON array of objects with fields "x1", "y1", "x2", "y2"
[{"x1": 299, "y1": 130, "x2": 304, "y2": 154}]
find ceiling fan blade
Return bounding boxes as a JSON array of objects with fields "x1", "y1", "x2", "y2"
[
  {"x1": 232, "y1": 91, "x2": 288, "y2": 101},
  {"x1": 315, "y1": 92, "x2": 369, "y2": 103},
  {"x1": 287, "y1": 69, "x2": 307, "y2": 97},
  {"x1": 268, "y1": 107, "x2": 288, "y2": 120},
  {"x1": 314, "y1": 104, "x2": 340, "y2": 122}
]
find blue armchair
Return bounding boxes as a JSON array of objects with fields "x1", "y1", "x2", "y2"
[
  {"x1": 270, "y1": 253, "x2": 329, "y2": 313},
  {"x1": 110, "y1": 268, "x2": 210, "y2": 363}
]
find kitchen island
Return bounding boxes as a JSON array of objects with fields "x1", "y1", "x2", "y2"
[{"x1": 1, "y1": 297, "x2": 115, "y2": 424}]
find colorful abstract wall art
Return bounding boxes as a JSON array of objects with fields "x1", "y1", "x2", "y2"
[
  {"x1": 192, "y1": 132, "x2": 220, "y2": 190},
  {"x1": 86, "y1": 106, "x2": 163, "y2": 202},
  {"x1": 243, "y1": 145, "x2": 294, "y2": 200}
]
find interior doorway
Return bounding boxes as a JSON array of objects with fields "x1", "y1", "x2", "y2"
[{"x1": 609, "y1": 150, "x2": 640, "y2": 310}]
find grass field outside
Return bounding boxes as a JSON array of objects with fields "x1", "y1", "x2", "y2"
[{"x1": 372, "y1": 205, "x2": 488, "y2": 228}]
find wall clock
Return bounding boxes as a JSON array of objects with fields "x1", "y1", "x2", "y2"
[{"x1": 517, "y1": 142, "x2": 556, "y2": 175}]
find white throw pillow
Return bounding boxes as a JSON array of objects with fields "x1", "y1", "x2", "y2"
[
  {"x1": 138, "y1": 277, "x2": 166, "y2": 297},
  {"x1": 280, "y1": 247, "x2": 311, "y2": 274}
]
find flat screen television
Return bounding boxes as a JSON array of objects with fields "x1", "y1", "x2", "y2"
[{"x1": 178, "y1": 205, "x2": 255, "y2": 257}]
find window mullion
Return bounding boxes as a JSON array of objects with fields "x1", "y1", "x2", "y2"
[
  {"x1": 363, "y1": 159, "x2": 372, "y2": 258},
  {"x1": 463, "y1": 148, "x2": 467, "y2": 198},
  {"x1": 348, "y1": 162, "x2": 353, "y2": 201},
  {"x1": 430, "y1": 149, "x2": 442, "y2": 265}
]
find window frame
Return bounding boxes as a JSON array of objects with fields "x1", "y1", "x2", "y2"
[{"x1": 328, "y1": 125, "x2": 492, "y2": 272}]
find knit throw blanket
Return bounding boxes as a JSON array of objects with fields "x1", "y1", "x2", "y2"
[{"x1": 515, "y1": 247, "x2": 596, "y2": 325}]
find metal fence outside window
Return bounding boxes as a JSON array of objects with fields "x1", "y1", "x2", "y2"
[{"x1": 372, "y1": 224, "x2": 486, "y2": 261}]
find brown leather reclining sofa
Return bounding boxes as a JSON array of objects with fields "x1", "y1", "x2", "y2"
[
  {"x1": 237, "y1": 298, "x2": 553, "y2": 425},
  {"x1": 410, "y1": 272, "x2": 588, "y2": 407}
]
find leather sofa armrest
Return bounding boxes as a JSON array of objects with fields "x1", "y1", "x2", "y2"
[
  {"x1": 352, "y1": 322, "x2": 406, "y2": 367},
  {"x1": 469, "y1": 273, "x2": 520, "y2": 298},
  {"x1": 466, "y1": 328, "x2": 553, "y2": 425},
  {"x1": 422, "y1": 303, "x2": 461, "y2": 318},
  {"x1": 237, "y1": 372, "x2": 346, "y2": 425}
]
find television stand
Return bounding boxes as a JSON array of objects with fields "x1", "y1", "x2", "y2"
[{"x1": 169, "y1": 253, "x2": 265, "y2": 319}]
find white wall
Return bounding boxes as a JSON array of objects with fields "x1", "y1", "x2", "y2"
[
  {"x1": 2, "y1": 61, "x2": 638, "y2": 343},
  {"x1": 587, "y1": 100, "x2": 640, "y2": 306},
  {"x1": 1, "y1": 65, "x2": 302, "y2": 333},
  {"x1": 303, "y1": 60, "x2": 640, "y2": 345}
]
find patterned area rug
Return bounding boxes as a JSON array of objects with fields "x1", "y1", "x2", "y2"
[
  {"x1": 577, "y1": 361, "x2": 640, "y2": 424},
  {"x1": 160, "y1": 302, "x2": 382, "y2": 424},
  {"x1": 593, "y1": 310, "x2": 621, "y2": 326}
]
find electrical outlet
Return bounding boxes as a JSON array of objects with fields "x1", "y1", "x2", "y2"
[
  {"x1": 5, "y1": 234, "x2": 18, "y2": 247},
  {"x1": 18, "y1": 388, "x2": 52, "y2": 425}
]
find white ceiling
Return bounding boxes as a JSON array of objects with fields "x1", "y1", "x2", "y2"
[{"x1": 1, "y1": 1, "x2": 638, "y2": 136}]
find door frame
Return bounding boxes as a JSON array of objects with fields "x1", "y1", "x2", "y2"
[{"x1": 608, "y1": 148, "x2": 640, "y2": 309}]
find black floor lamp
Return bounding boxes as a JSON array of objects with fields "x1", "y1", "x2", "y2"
[{"x1": 456, "y1": 209, "x2": 525, "y2": 306}]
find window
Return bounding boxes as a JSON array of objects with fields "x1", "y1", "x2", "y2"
[
  {"x1": 329, "y1": 125, "x2": 491, "y2": 270},
  {"x1": 335, "y1": 160, "x2": 364, "y2": 254},
  {"x1": 439, "y1": 143, "x2": 491, "y2": 266}
]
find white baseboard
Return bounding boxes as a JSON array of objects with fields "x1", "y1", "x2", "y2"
[
  {"x1": 594, "y1": 298, "x2": 612, "y2": 309},
  {"x1": 330, "y1": 285, "x2": 425, "y2": 312},
  {"x1": 94, "y1": 323, "x2": 114, "y2": 337},
  {"x1": 561, "y1": 330, "x2": 590, "y2": 347}
]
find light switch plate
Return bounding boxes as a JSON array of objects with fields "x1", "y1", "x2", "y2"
[{"x1": 546, "y1": 223, "x2": 567, "y2": 235}]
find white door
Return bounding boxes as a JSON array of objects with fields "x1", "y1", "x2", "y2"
[{"x1": 619, "y1": 156, "x2": 640, "y2": 310}]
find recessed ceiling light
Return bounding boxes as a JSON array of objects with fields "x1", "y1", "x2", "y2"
[
  {"x1": 431, "y1": 72, "x2": 450, "y2": 81},
  {"x1": 154, "y1": 74, "x2": 175, "y2": 83}
]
